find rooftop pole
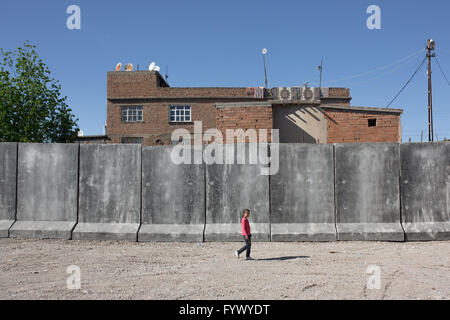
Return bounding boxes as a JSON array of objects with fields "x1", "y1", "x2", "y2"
[{"x1": 262, "y1": 48, "x2": 268, "y2": 89}]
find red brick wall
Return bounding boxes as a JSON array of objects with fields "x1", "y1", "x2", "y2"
[
  {"x1": 107, "y1": 102, "x2": 402, "y2": 145},
  {"x1": 328, "y1": 88, "x2": 350, "y2": 98},
  {"x1": 216, "y1": 106, "x2": 273, "y2": 143},
  {"x1": 108, "y1": 72, "x2": 158, "y2": 99},
  {"x1": 324, "y1": 108, "x2": 401, "y2": 143},
  {"x1": 106, "y1": 71, "x2": 402, "y2": 145},
  {"x1": 107, "y1": 71, "x2": 269, "y2": 145},
  {"x1": 108, "y1": 71, "x2": 256, "y2": 99},
  {"x1": 107, "y1": 101, "x2": 218, "y2": 145}
]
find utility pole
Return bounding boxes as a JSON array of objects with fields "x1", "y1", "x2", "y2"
[{"x1": 426, "y1": 39, "x2": 436, "y2": 142}]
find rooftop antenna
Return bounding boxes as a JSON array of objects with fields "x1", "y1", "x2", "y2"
[
  {"x1": 262, "y1": 48, "x2": 268, "y2": 89},
  {"x1": 149, "y1": 62, "x2": 156, "y2": 71},
  {"x1": 318, "y1": 60, "x2": 323, "y2": 89},
  {"x1": 115, "y1": 62, "x2": 122, "y2": 71},
  {"x1": 154, "y1": 66, "x2": 160, "y2": 72},
  {"x1": 165, "y1": 65, "x2": 168, "y2": 81}
]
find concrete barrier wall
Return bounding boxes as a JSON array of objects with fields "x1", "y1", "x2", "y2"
[
  {"x1": 335, "y1": 143, "x2": 404, "y2": 241},
  {"x1": 139, "y1": 146, "x2": 205, "y2": 242},
  {"x1": 0, "y1": 143, "x2": 17, "y2": 238},
  {"x1": 10, "y1": 143, "x2": 78, "y2": 239},
  {"x1": 73, "y1": 144, "x2": 141, "y2": 241},
  {"x1": 205, "y1": 144, "x2": 270, "y2": 241},
  {"x1": 270, "y1": 144, "x2": 336, "y2": 241},
  {"x1": 400, "y1": 143, "x2": 450, "y2": 241},
  {"x1": 1, "y1": 142, "x2": 448, "y2": 242}
]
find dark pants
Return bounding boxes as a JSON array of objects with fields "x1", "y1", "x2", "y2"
[{"x1": 237, "y1": 235, "x2": 251, "y2": 258}]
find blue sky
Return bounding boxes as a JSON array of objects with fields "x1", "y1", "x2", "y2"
[{"x1": 1, "y1": 0, "x2": 449, "y2": 141}]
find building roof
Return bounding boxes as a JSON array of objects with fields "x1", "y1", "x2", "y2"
[
  {"x1": 215, "y1": 102, "x2": 403, "y2": 114},
  {"x1": 216, "y1": 102, "x2": 273, "y2": 109},
  {"x1": 321, "y1": 105, "x2": 403, "y2": 114}
]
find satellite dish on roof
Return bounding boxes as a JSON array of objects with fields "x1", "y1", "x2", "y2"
[
  {"x1": 154, "y1": 66, "x2": 160, "y2": 72},
  {"x1": 125, "y1": 63, "x2": 134, "y2": 71},
  {"x1": 115, "y1": 63, "x2": 122, "y2": 71},
  {"x1": 149, "y1": 62, "x2": 156, "y2": 71}
]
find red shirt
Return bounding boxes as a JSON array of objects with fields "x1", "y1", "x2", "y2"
[{"x1": 241, "y1": 217, "x2": 251, "y2": 236}]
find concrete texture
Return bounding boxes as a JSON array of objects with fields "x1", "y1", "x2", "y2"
[
  {"x1": 73, "y1": 144, "x2": 141, "y2": 241},
  {"x1": 400, "y1": 143, "x2": 450, "y2": 241},
  {"x1": 0, "y1": 220, "x2": 14, "y2": 238},
  {"x1": 270, "y1": 144, "x2": 336, "y2": 241},
  {"x1": 72, "y1": 223, "x2": 139, "y2": 241},
  {"x1": 8, "y1": 221, "x2": 75, "y2": 239},
  {"x1": 205, "y1": 144, "x2": 270, "y2": 241},
  {"x1": 335, "y1": 143, "x2": 404, "y2": 241},
  {"x1": 139, "y1": 224, "x2": 205, "y2": 242},
  {"x1": 0, "y1": 143, "x2": 17, "y2": 238},
  {"x1": 10, "y1": 144, "x2": 78, "y2": 239},
  {"x1": 139, "y1": 146, "x2": 205, "y2": 242}
]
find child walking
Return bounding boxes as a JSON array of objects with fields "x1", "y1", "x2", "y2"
[{"x1": 235, "y1": 209, "x2": 254, "y2": 260}]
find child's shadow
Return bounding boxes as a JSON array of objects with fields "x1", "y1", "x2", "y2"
[{"x1": 257, "y1": 256, "x2": 310, "y2": 261}]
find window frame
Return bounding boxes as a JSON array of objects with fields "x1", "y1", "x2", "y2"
[
  {"x1": 368, "y1": 119, "x2": 377, "y2": 127},
  {"x1": 121, "y1": 106, "x2": 143, "y2": 123},
  {"x1": 169, "y1": 105, "x2": 192, "y2": 123}
]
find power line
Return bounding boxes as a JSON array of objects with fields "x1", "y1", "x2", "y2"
[
  {"x1": 326, "y1": 48, "x2": 424, "y2": 84},
  {"x1": 434, "y1": 56, "x2": 450, "y2": 87},
  {"x1": 386, "y1": 57, "x2": 427, "y2": 108},
  {"x1": 339, "y1": 54, "x2": 423, "y2": 87}
]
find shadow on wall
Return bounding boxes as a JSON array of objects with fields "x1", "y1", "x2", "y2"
[{"x1": 273, "y1": 105, "x2": 328, "y2": 143}]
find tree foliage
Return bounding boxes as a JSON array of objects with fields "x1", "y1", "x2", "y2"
[{"x1": 0, "y1": 42, "x2": 79, "y2": 143}]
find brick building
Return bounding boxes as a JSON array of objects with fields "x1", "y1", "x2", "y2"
[{"x1": 105, "y1": 70, "x2": 402, "y2": 145}]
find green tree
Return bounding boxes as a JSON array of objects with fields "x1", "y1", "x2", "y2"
[{"x1": 0, "y1": 42, "x2": 79, "y2": 143}]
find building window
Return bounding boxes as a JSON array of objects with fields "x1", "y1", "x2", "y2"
[
  {"x1": 169, "y1": 105, "x2": 191, "y2": 123},
  {"x1": 122, "y1": 106, "x2": 143, "y2": 122},
  {"x1": 368, "y1": 119, "x2": 377, "y2": 127},
  {"x1": 122, "y1": 137, "x2": 142, "y2": 144}
]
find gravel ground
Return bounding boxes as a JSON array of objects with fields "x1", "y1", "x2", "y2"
[{"x1": 0, "y1": 239, "x2": 449, "y2": 300}]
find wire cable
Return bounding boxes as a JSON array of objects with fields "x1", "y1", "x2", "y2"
[
  {"x1": 433, "y1": 56, "x2": 450, "y2": 87},
  {"x1": 386, "y1": 57, "x2": 427, "y2": 108},
  {"x1": 338, "y1": 53, "x2": 423, "y2": 87},
  {"x1": 326, "y1": 48, "x2": 424, "y2": 84}
]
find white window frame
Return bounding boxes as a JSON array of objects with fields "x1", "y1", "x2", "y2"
[
  {"x1": 122, "y1": 106, "x2": 143, "y2": 123},
  {"x1": 169, "y1": 105, "x2": 191, "y2": 123}
]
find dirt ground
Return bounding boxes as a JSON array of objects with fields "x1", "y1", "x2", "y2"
[{"x1": 0, "y1": 238, "x2": 449, "y2": 300}]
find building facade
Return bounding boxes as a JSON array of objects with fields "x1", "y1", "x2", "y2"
[{"x1": 105, "y1": 70, "x2": 402, "y2": 145}]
